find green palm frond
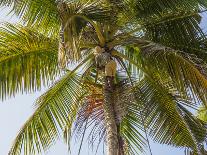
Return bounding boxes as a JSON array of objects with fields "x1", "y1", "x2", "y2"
[
  {"x1": 0, "y1": 0, "x2": 60, "y2": 33},
  {"x1": 133, "y1": 76, "x2": 207, "y2": 154},
  {"x1": 125, "y1": 0, "x2": 207, "y2": 19},
  {"x1": 185, "y1": 145, "x2": 207, "y2": 155},
  {"x1": 9, "y1": 72, "x2": 87, "y2": 155},
  {"x1": 116, "y1": 1, "x2": 207, "y2": 57},
  {"x1": 142, "y1": 49, "x2": 207, "y2": 105},
  {"x1": 119, "y1": 82, "x2": 147, "y2": 155},
  {"x1": 69, "y1": 78, "x2": 147, "y2": 154},
  {"x1": 116, "y1": 40, "x2": 207, "y2": 105},
  {"x1": 114, "y1": 45, "x2": 207, "y2": 153},
  {"x1": 112, "y1": 16, "x2": 207, "y2": 62},
  {"x1": 8, "y1": 51, "x2": 94, "y2": 155},
  {"x1": 58, "y1": 1, "x2": 112, "y2": 61},
  {"x1": 0, "y1": 23, "x2": 60, "y2": 100},
  {"x1": 144, "y1": 11, "x2": 204, "y2": 42},
  {"x1": 143, "y1": 11, "x2": 207, "y2": 60},
  {"x1": 197, "y1": 106, "x2": 207, "y2": 123}
]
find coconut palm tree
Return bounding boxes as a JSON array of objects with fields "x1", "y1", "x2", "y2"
[{"x1": 0, "y1": 0, "x2": 207, "y2": 155}]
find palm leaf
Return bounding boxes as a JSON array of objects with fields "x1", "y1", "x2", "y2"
[
  {"x1": 8, "y1": 51, "x2": 94, "y2": 155},
  {"x1": 125, "y1": 0, "x2": 207, "y2": 19},
  {"x1": 143, "y1": 11, "x2": 207, "y2": 60},
  {"x1": 9, "y1": 72, "x2": 87, "y2": 155},
  {"x1": 115, "y1": 39, "x2": 207, "y2": 105},
  {"x1": 119, "y1": 81, "x2": 147, "y2": 155},
  {"x1": 197, "y1": 106, "x2": 207, "y2": 123},
  {"x1": 117, "y1": 1, "x2": 207, "y2": 59},
  {"x1": 133, "y1": 76, "x2": 207, "y2": 154},
  {"x1": 70, "y1": 78, "x2": 147, "y2": 154},
  {"x1": 0, "y1": 23, "x2": 60, "y2": 100},
  {"x1": 58, "y1": 1, "x2": 111, "y2": 61},
  {"x1": 0, "y1": 0, "x2": 60, "y2": 33},
  {"x1": 114, "y1": 45, "x2": 207, "y2": 153},
  {"x1": 141, "y1": 49, "x2": 207, "y2": 105}
]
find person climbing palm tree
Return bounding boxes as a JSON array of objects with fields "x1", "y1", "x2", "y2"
[{"x1": 94, "y1": 45, "x2": 117, "y2": 91}]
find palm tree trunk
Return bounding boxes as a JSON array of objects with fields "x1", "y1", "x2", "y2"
[
  {"x1": 103, "y1": 77, "x2": 119, "y2": 155},
  {"x1": 118, "y1": 132, "x2": 125, "y2": 155}
]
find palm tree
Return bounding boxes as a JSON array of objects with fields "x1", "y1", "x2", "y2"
[{"x1": 0, "y1": 0, "x2": 207, "y2": 155}]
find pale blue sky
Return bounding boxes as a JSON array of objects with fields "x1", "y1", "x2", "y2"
[{"x1": 0, "y1": 6, "x2": 206, "y2": 155}]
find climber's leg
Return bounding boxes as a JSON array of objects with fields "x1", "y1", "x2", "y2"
[
  {"x1": 105, "y1": 76, "x2": 112, "y2": 91},
  {"x1": 109, "y1": 76, "x2": 115, "y2": 90}
]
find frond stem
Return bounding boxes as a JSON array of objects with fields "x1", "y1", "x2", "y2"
[{"x1": 78, "y1": 118, "x2": 89, "y2": 155}]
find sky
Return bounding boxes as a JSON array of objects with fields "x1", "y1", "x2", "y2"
[{"x1": 0, "y1": 6, "x2": 206, "y2": 155}]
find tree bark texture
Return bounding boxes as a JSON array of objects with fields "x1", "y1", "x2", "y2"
[
  {"x1": 103, "y1": 77, "x2": 119, "y2": 155},
  {"x1": 103, "y1": 78, "x2": 131, "y2": 155}
]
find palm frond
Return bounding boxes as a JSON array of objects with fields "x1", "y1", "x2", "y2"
[
  {"x1": 0, "y1": 23, "x2": 60, "y2": 100},
  {"x1": 144, "y1": 11, "x2": 204, "y2": 41},
  {"x1": 9, "y1": 71, "x2": 87, "y2": 155},
  {"x1": 125, "y1": 0, "x2": 207, "y2": 19},
  {"x1": 72, "y1": 84, "x2": 104, "y2": 150},
  {"x1": 118, "y1": 1, "x2": 207, "y2": 58},
  {"x1": 197, "y1": 106, "x2": 207, "y2": 122},
  {"x1": 115, "y1": 39, "x2": 207, "y2": 105},
  {"x1": 133, "y1": 76, "x2": 207, "y2": 154},
  {"x1": 70, "y1": 78, "x2": 147, "y2": 154},
  {"x1": 142, "y1": 48, "x2": 207, "y2": 105},
  {"x1": 185, "y1": 145, "x2": 207, "y2": 155},
  {"x1": 113, "y1": 45, "x2": 207, "y2": 153},
  {"x1": 58, "y1": 1, "x2": 112, "y2": 61},
  {"x1": 0, "y1": 0, "x2": 60, "y2": 33},
  {"x1": 143, "y1": 11, "x2": 207, "y2": 59},
  {"x1": 118, "y1": 80, "x2": 147, "y2": 155}
]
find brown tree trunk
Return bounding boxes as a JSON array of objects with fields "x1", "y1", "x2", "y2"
[{"x1": 103, "y1": 77, "x2": 119, "y2": 155}]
